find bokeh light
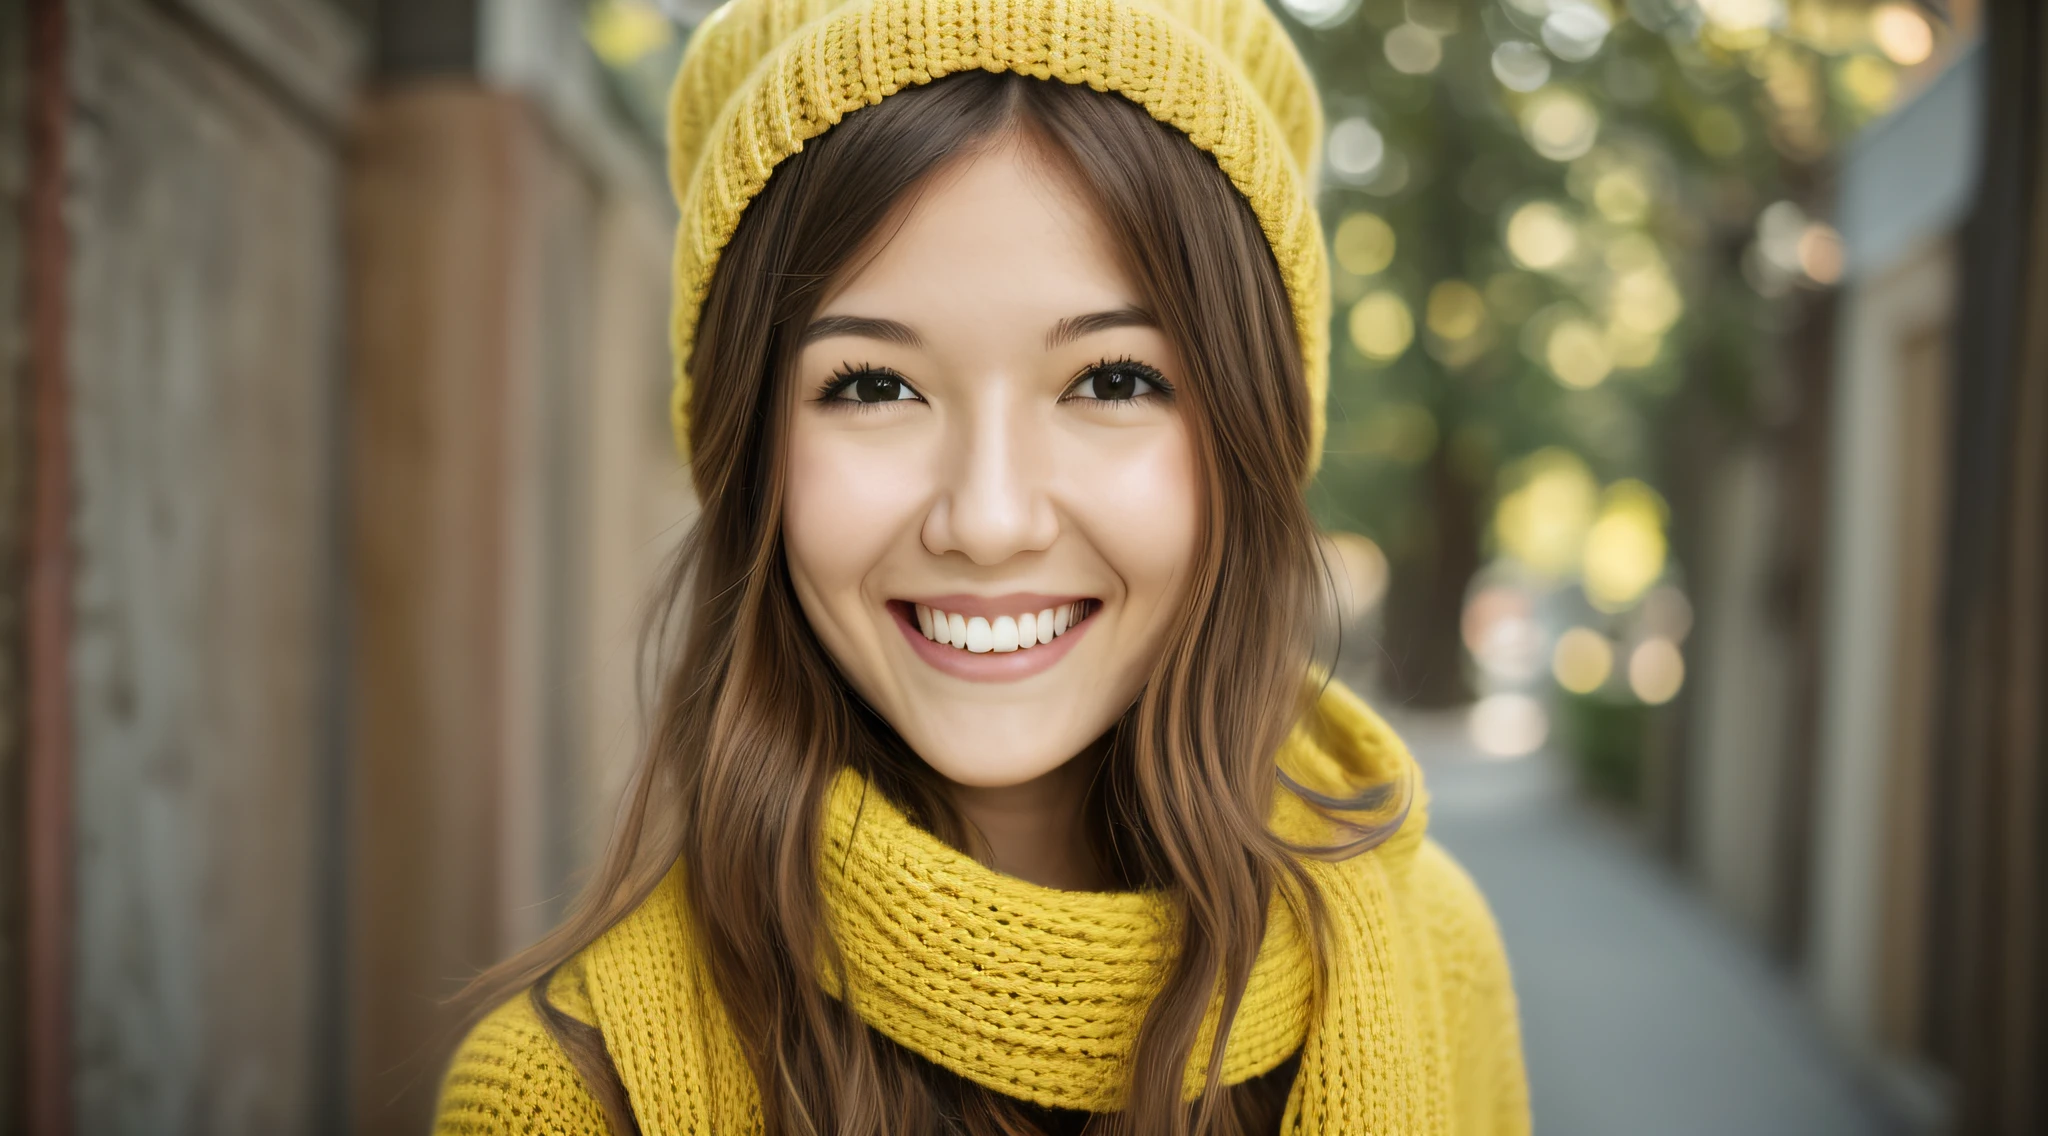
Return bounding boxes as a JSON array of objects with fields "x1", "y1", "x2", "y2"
[
  {"x1": 1758, "y1": 200, "x2": 1810, "y2": 274},
  {"x1": 1592, "y1": 167, "x2": 1652, "y2": 225},
  {"x1": 1603, "y1": 230, "x2": 1665, "y2": 275},
  {"x1": 1492, "y1": 41, "x2": 1552, "y2": 93},
  {"x1": 1465, "y1": 584, "x2": 1546, "y2": 683},
  {"x1": 1628, "y1": 638, "x2": 1687, "y2": 704},
  {"x1": 585, "y1": 0, "x2": 675, "y2": 65},
  {"x1": 1798, "y1": 222, "x2": 1845, "y2": 284},
  {"x1": 1426, "y1": 280, "x2": 1487, "y2": 342},
  {"x1": 1349, "y1": 291, "x2": 1415, "y2": 362},
  {"x1": 1611, "y1": 267, "x2": 1684, "y2": 335},
  {"x1": 1701, "y1": 0, "x2": 1782, "y2": 35},
  {"x1": 1522, "y1": 89, "x2": 1601, "y2": 162},
  {"x1": 1321, "y1": 531, "x2": 1389, "y2": 622},
  {"x1": 1546, "y1": 319, "x2": 1613, "y2": 389},
  {"x1": 1333, "y1": 212, "x2": 1397, "y2": 276},
  {"x1": 1506, "y1": 201, "x2": 1578, "y2": 271},
  {"x1": 1552, "y1": 627, "x2": 1614, "y2": 694},
  {"x1": 1384, "y1": 23, "x2": 1443, "y2": 75},
  {"x1": 1463, "y1": 584, "x2": 1533, "y2": 656},
  {"x1": 1275, "y1": 0, "x2": 1358, "y2": 30},
  {"x1": 1541, "y1": 2, "x2": 1611, "y2": 64},
  {"x1": 1583, "y1": 481, "x2": 1670, "y2": 610},
  {"x1": 1328, "y1": 117, "x2": 1387, "y2": 183},
  {"x1": 1604, "y1": 325, "x2": 1663, "y2": 370},
  {"x1": 1475, "y1": 615, "x2": 1546, "y2": 683},
  {"x1": 1871, "y1": 3, "x2": 1935, "y2": 67},
  {"x1": 1493, "y1": 448, "x2": 1599, "y2": 576},
  {"x1": 1470, "y1": 693, "x2": 1550, "y2": 759}
]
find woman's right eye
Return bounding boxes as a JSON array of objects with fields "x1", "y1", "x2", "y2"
[{"x1": 826, "y1": 369, "x2": 923, "y2": 404}]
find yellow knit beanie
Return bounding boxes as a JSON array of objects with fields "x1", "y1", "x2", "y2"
[{"x1": 665, "y1": 0, "x2": 1331, "y2": 473}]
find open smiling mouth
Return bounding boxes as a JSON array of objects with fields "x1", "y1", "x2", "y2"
[
  {"x1": 911, "y1": 600, "x2": 1098, "y2": 653},
  {"x1": 888, "y1": 597, "x2": 1101, "y2": 682}
]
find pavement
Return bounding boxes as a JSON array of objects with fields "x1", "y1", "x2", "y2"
[{"x1": 1397, "y1": 713, "x2": 1902, "y2": 1136}]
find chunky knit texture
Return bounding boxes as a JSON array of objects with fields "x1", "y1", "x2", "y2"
[
  {"x1": 435, "y1": 682, "x2": 1531, "y2": 1133},
  {"x1": 664, "y1": 0, "x2": 1334, "y2": 475},
  {"x1": 813, "y1": 765, "x2": 1315, "y2": 1107}
]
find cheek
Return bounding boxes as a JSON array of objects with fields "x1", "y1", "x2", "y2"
[
  {"x1": 1064, "y1": 421, "x2": 1203, "y2": 609},
  {"x1": 781, "y1": 422, "x2": 928, "y2": 611}
]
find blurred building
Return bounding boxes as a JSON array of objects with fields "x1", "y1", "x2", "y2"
[
  {"x1": 1810, "y1": 32, "x2": 1978, "y2": 1103},
  {"x1": 1663, "y1": 9, "x2": 2046, "y2": 1131},
  {"x1": 2, "y1": 1, "x2": 688, "y2": 1132},
  {"x1": 1680, "y1": 34, "x2": 1980, "y2": 1125}
]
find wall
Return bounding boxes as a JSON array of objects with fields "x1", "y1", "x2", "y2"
[
  {"x1": 1, "y1": 1, "x2": 689, "y2": 1131},
  {"x1": 56, "y1": 1, "x2": 359, "y2": 1132},
  {"x1": 1687, "y1": 444, "x2": 1801, "y2": 941},
  {"x1": 1808, "y1": 39, "x2": 1980, "y2": 1088},
  {"x1": 344, "y1": 4, "x2": 689, "y2": 1130}
]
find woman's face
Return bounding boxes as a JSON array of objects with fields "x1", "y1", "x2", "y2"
[{"x1": 780, "y1": 138, "x2": 1201, "y2": 790}]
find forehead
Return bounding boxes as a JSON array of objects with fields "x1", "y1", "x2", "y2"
[{"x1": 814, "y1": 138, "x2": 1142, "y2": 327}]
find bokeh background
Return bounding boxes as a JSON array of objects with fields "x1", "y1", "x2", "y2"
[{"x1": 2, "y1": 0, "x2": 2043, "y2": 1134}]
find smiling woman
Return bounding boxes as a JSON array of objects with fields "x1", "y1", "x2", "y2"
[
  {"x1": 783, "y1": 133, "x2": 1203, "y2": 815},
  {"x1": 432, "y1": 3, "x2": 1528, "y2": 1134}
]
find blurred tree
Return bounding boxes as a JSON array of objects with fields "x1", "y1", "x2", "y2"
[{"x1": 1283, "y1": 0, "x2": 1945, "y2": 705}]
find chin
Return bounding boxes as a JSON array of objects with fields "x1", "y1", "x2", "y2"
[{"x1": 894, "y1": 715, "x2": 1101, "y2": 789}]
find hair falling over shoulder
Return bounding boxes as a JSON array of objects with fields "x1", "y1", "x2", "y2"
[{"x1": 457, "y1": 71, "x2": 1396, "y2": 1136}]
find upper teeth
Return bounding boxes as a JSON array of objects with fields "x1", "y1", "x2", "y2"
[{"x1": 915, "y1": 602, "x2": 1086, "y2": 653}]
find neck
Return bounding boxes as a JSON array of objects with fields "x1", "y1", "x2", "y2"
[{"x1": 944, "y1": 746, "x2": 1112, "y2": 891}]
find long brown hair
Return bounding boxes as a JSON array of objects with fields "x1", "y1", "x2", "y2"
[{"x1": 462, "y1": 70, "x2": 1396, "y2": 1136}]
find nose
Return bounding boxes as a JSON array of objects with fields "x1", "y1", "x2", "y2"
[{"x1": 922, "y1": 391, "x2": 1059, "y2": 565}]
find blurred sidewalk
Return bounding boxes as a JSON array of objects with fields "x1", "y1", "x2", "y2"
[{"x1": 1397, "y1": 714, "x2": 1901, "y2": 1136}]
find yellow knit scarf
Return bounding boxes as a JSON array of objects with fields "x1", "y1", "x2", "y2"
[
  {"x1": 578, "y1": 683, "x2": 1443, "y2": 1129},
  {"x1": 813, "y1": 682, "x2": 1424, "y2": 1114},
  {"x1": 816, "y1": 769, "x2": 1317, "y2": 1108}
]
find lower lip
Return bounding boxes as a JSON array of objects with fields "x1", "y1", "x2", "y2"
[{"x1": 891, "y1": 602, "x2": 1094, "y2": 683}]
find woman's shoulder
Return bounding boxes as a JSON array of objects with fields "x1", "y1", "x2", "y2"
[
  {"x1": 1404, "y1": 838, "x2": 1530, "y2": 1131},
  {"x1": 1403, "y1": 837, "x2": 1512, "y2": 983},
  {"x1": 433, "y1": 963, "x2": 611, "y2": 1136}
]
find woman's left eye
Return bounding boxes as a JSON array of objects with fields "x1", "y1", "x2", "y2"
[{"x1": 1064, "y1": 360, "x2": 1169, "y2": 403}]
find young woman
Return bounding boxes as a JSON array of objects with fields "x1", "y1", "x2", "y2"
[{"x1": 435, "y1": 0, "x2": 1528, "y2": 1133}]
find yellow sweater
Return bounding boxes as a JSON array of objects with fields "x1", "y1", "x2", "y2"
[{"x1": 434, "y1": 684, "x2": 1529, "y2": 1133}]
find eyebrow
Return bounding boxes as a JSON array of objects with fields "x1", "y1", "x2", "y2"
[
  {"x1": 1046, "y1": 307, "x2": 1157, "y2": 349},
  {"x1": 798, "y1": 307, "x2": 1159, "y2": 351},
  {"x1": 799, "y1": 315, "x2": 923, "y2": 348}
]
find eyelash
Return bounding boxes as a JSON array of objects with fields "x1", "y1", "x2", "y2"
[
  {"x1": 1061, "y1": 356, "x2": 1175, "y2": 407},
  {"x1": 814, "y1": 362, "x2": 918, "y2": 411},
  {"x1": 811, "y1": 357, "x2": 1176, "y2": 409}
]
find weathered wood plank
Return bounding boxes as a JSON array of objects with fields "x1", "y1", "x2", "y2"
[
  {"x1": 344, "y1": 80, "x2": 689, "y2": 1134},
  {"x1": 344, "y1": 85, "x2": 581, "y2": 1135},
  {"x1": 160, "y1": 0, "x2": 362, "y2": 124},
  {"x1": 64, "y1": 1, "x2": 345, "y2": 1131}
]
